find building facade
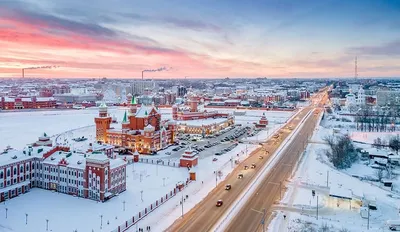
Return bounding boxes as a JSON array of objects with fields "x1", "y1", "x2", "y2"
[
  {"x1": 0, "y1": 137, "x2": 126, "y2": 203},
  {"x1": 0, "y1": 97, "x2": 56, "y2": 110},
  {"x1": 95, "y1": 98, "x2": 176, "y2": 154}
]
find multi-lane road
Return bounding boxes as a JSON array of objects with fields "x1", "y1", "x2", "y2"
[{"x1": 166, "y1": 91, "x2": 327, "y2": 232}]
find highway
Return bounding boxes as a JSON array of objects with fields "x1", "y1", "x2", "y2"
[
  {"x1": 166, "y1": 90, "x2": 328, "y2": 232},
  {"x1": 224, "y1": 108, "x2": 321, "y2": 232}
]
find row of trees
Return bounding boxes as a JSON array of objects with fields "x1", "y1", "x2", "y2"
[
  {"x1": 355, "y1": 105, "x2": 400, "y2": 132},
  {"x1": 373, "y1": 134, "x2": 400, "y2": 154}
]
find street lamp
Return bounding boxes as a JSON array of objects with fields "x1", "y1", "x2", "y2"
[
  {"x1": 5, "y1": 208, "x2": 7, "y2": 219},
  {"x1": 100, "y1": 215, "x2": 103, "y2": 229},
  {"x1": 140, "y1": 190, "x2": 143, "y2": 202},
  {"x1": 123, "y1": 200, "x2": 126, "y2": 211},
  {"x1": 46, "y1": 219, "x2": 49, "y2": 231},
  {"x1": 25, "y1": 213, "x2": 28, "y2": 225}
]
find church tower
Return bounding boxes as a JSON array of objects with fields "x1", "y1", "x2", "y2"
[{"x1": 95, "y1": 102, "x2": 112, "y2": 143}]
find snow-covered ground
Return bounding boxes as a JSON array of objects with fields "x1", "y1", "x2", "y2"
[
  {"x1": 268, "y1": 112, "x2": 400, "y2": 232},
  {"x1": 0, "y1": 107, "x2": 292, "y2": 150},
  {"x1": 0, "y1": 107, "x2": 292, "y2": 232},
  {"x1": 0, "y1": 163, "x2": 188, "y2": 232},
  {"x1": 351, "y1": 131, "x2": 400, "y2": 144},
  {"x1": 126, "y1": 143, "x2": 260, "y2": 231}
]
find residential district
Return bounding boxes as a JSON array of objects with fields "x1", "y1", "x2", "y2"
[{"x1": 1, "y1": 78, "x2": 400, "y2": 231}]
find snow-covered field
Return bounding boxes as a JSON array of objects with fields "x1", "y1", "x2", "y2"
[
  {"x1": 351, "y1": 131, "x2": 400, "y2": 144},
  {"x1": 0, "y1": 107, "x2": 292, "y2": 150},
  {"x1": 269, "y1": 112, "x2": 400, "y2": 232},
  {"x1": 0, "y1": 163, "x2": 188, "y2": 232}
]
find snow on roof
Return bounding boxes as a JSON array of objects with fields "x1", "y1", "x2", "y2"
[
  {"x1": 135, "y1": 105, "x2": 157, "y2": 118},
  {"x1": 365, "y1": 147, "x2": 390, "y2": 157},
  {"x1": 176, "y1": 117, "x2": 228, "y2": 127},
  {"x1": 110, "y1": 158, "x2": 126, "y2": 169},
  {"x1": 329, "y1": 185, "x2": 352, "y2": 200},
  {"x1": 4, "y1": 97, "x2": 14, "y2": 102},
  {"x1": 224, "y1": 99, "x2": 241, "y2": 103},
  {"x1": 37, "y1": 97, "x2": 55, "y2": 102},
  {"x1": 0, "y1": 146, "x2": 52, "y2": 167},
  {"x1": 42, "y1": 150, "x2": 86, "y2": 169}
]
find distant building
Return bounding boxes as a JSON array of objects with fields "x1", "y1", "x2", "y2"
[
  {"x1": 130, "y1": 81, "x2": 158, "y2": 95},
  {"x1": 0, "y1": 96, "x2": 56, "y2": 110}
]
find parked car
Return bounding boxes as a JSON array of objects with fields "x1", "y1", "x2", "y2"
[
  {"x1": 213, "y1": 158, "x2": 218, "y2": 162},
  {"x1": 244, "y1": 165, "x2": 249, "y2": 170},
  {"x1": 225, "y1": 184, "x2": 231, "y2": 190},
  {"x1": 166, "y1": 152, "x2": 171, "y2": 155},
  {"x1": 259, "y1": 155, "x2": 263, "y2": 159},
  {"x1": 238, "y1": 173, "x2": 244, "y2": 179},
  {"x1": 251, "y1": 163, "x2": 256, "y2": 169}
]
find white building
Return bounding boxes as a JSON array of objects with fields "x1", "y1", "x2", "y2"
[{"x1": 0, "y1": 142, "x2": 126, "y2": 203}]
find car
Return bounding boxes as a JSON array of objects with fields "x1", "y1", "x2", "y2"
[
  {"x1": 216, "y1": 200, "x2": 223, "y2": 207},
  {"x1": 225, "y1": 184, "x2": 231, "y2": 190},
  {"x1": 213, "y1": 158, "x2": 218, "y2": 161},
  {"x1": 215, "y1": 152, "x2": 222, "y2": 156},
  {"x1": 244, "y1": 165, "x2": 249, "y2": 170},
  {"x1": 166, "y1": 152, "x2": 171, "y2": 155},
  {"x1": 172, "y1": 147, "x2": 180, "y2": 151},
  {"x1": 259, "y1": 155, "x2": 263, "y2": 159},
  {"x1": 238, "y1": 173, "x2": 244, "y2": 179},
  {"x1": 251, "y1": 163, "x2": 256, "y2": 169}
]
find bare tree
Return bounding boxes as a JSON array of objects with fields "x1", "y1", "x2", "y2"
[
  {"x1": 325, "y1": 135, "x2": 357, "y2": 169},
  {"x1": 389, "y1": 135, "x2": 400, "y2": 154},
  {"x1": 318, "y1": 223, "x2": 332, "y2": 232},
  {"x1": 323, "y1": 135, "x2": 335, "y2": 149},
  {"x1": 374, "y1": 169, "x2": 385, "y2": 182}
]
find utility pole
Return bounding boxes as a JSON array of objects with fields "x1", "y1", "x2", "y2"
[
  {"x1": 367, "y1": 206, "x2": 370, "y2": 230},
  {"x1": 181, "y1": 190, "x2": 184, "y2": 218},
  {"x1": 261, "y1": 208, "x2": 266, "y2": 232},
  {"x1": 316, "y1": 196, "x2": 319, "y2": 220},
  {"x1": 25, "y1": 213, "x2": 28, "y2": 224},
  {"x1": 140, "y1": 190, "x2": 143, "y2": 202},
  {"x1": 5, "y1": 208, "x2": 7, "y2": 219},
  {"x1": 215, "y1": 170, "x2": 218, "y2": 187},
  {"x1": 327, "y1": 170, "x2": 329, "y2": 187},
  {"x1": 46, "y1": 219, "x2": 49, "y2": 231}
]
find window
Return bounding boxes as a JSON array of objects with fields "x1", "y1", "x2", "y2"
[
  {"x1": 7, "y1": 180, "x2": 10, "y2": 186},
  {"x1": 7, "y1": 169, "x2": 10, "y2": 177},
  {"x1": 13, "y1": 167, "x2": 17, "y2": 175},
  {"x1": 20, "y1": 166, "x2": 24, "y2": 173},
  {"x1": 26, "y1": 164, "x2": 30, "y2": 171},
  {"x1": 0, "y1": 171, "x2": 3, "y2": 179}
]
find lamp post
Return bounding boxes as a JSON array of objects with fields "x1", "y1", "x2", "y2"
[
  {"x1": 46, "y1": 219, "x2": 49, "y2": 231},
  {"x1": 25, "y1": 213, "x2": 28, "y2": 225},
  {"x1": 163, "y1": 177, "x2": 166, "y2": 187},
  {"x1": 5, "y1": 208, "x2": 7, "y2": 219},
  {"x1": 100, "y1": 215, "x2": 103, "y2": 229},
  {"x1": 140, "y1": 190, "x2": 143, "y2": 202},
  {"x1": 123, "y1": 200, "x2": 126, "y2": 211}
]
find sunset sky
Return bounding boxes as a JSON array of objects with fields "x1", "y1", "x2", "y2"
[{"x1": 0, "y1": 0, "x2": 399, "y2": 79}]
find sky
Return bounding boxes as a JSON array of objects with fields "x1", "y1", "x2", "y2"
[{"x1": 0, "y1": 0, "x2": 399, "y2": 79}]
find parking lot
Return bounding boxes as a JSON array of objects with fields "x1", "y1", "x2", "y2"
[{"x1": 157, "y1": 124, "x2": 263, "y2": 161}]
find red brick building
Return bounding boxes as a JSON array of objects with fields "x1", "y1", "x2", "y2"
[
  {"x1": 95, "y1": 97, "x2": 177, "y2": 154},
  {"x1": 0, "y1": 97, "x2": 56, "y2": 110}
]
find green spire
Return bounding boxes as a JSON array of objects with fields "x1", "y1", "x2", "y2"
[
  {"x1": 43, "y1": 132, "x2": 47, "y2": 137},
  {"x1": 131, "y1": 96, "x2": 137, "y2": 105},
  {"x1": 122, "y1": 111, "x2": 128, "y2": 123},
  {"x1": 145, "y1": 110, "x2": 148, "y2": 116}
]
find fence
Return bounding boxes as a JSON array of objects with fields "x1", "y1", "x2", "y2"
[
  {"x1": 136, "y1": 158, "x2": 180, "y2": 168},
  {"x1": 112, "y1": 180, "x2": 190, "y2": 232}
]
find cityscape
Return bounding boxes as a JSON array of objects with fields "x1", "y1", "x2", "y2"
[{"x1": 1, "y1": 1, "x2": 400, "y2": 232}]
